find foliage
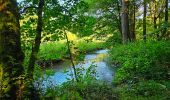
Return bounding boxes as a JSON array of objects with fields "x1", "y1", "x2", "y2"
[
  {"x1": 53, "y1": 81, "x2": 118, "y2": 100},
  {"x1": 41, "y1": 63, "x2": 119, "y2": 99},
  {"x1": 110, "y1": 40, "x2": 170, "y2": 99},
  {"x1": 118, "y1": 82, "x2": 170, "y2": 100},
  {"x1": 105, "y1": 31, "x2": 122, "y2": 47},
  {"x1": 130, "y1": 80, "x2": 168, "y2": 96},
  {"x1": 3, "y1": 0, "x2": 168, "y2": 98},
  {"x1": 110, "y1": 41, "x2": 170, "y2": 83},
  {"x1": 38, "y1": 42, "x2": 68, "y2": 61},
  {"x1": 37, "y1": 38, "x2": 107, "y2": 63}
]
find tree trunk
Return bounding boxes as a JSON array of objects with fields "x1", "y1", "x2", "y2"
[
  {"x1": 165, "y1": 0, "x2": 168, "y2": 24},
  {"x1": 64, "y1": 30, "x2": 78, "y2": 82},
  {"x1": 143, "y1": 0, "x2": 147, "y2": 42},
  {"x1": 27, "y1": 0, "x2": 44, "y2": 98},
  {"x1": 0, "y1": 0, "x2": 24, "y2": 99},
  {"x1": 153, "y1": 0, "x2": 157, "y2": 30},
  {"x1": 129, "y1": 1, "x2": 136, "y2": 41},
  {"x1": 162, "y1": 0, "x2": 168, "y2": 37},
  {"x1": 121, "y1": 0, "x2": 130, "y2": 44},
  {"x1": 153, "y1": 0, "x2": 159, "y2": 39},
  {"x1": 117, "y1": 0, "x2": 122, "y2": 36}
]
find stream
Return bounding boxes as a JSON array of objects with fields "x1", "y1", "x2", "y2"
[{"x1": 40, "y1": 49, "x2": 115, "y2": 87}]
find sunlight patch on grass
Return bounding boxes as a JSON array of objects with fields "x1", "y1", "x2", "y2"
[{"x1": 66, "y1": 31, "x2": 78, "y2": 41}]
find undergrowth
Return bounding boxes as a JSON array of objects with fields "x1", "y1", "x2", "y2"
[
  {"x1": 36, "y1": 63, "x2": 119, "y2": 100},
  {"x1": 110, "y1": 40, "x2": 170, "y2": 99}
]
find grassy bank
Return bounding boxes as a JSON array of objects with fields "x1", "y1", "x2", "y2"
[
  {"x1": 38, "y1": 42, "x2": 68, "y2": 61},
  {"x1": 76, "y1": 41, "x2": 106, "y2": 53},
  {"x1": 38, "y1": 40, "x2": 106, "y2": 62},
  {"x1": 109, "y1": 40, "x2": 170, "y2": 99}
]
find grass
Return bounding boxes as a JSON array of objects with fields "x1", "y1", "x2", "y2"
[
  {"x1": 76, "y1": 41, "x2": 106, "y2": 53},
  {"x1": 38, "y1": 40, "x2": 107, "y2": 62},
  {"x1": 38, "y1": 42, "x2": 68, "y2": 61},
  {"x1": 37, "y1": 32, "x2": 110, "y2": 62}
]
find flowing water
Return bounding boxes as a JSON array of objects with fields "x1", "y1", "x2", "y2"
[{"x1": 41, "y1": 49, "x2": 115, "y2": 87}]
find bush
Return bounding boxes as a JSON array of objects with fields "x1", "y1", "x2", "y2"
[
  {"x1": 130, "y1": 80, "x2": 167, "y2": 96},
  {"x1": 105, "y1": 32, "x2": 122, "y2": 47},
  {"x1": 110, "y1": 41, "x2": 170, "y2": 84},
  {"x1": 55, "y1": 81, "x2": 119, "y2": 100}
]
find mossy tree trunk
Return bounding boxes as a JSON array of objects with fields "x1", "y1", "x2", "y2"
[{"x1": 0, "y1": 0, "x2": 24, "y2": 99}]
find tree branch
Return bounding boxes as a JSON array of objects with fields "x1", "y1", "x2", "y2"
[{"x1": 155, "y1": 5, "x2": 166, "y2": 20}]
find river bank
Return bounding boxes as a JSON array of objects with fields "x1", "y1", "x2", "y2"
[
  {"x1": 40, "y1": 49, "x2": 115, "y2": 86},
  {"x1": 36, "y1": 41, "x2": 107, "y2": 68}
]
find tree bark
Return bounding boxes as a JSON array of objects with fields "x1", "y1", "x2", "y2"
[
  {"x1": 27, "y1": 0, "x2": 44, "y2": 98},
  {"x1": 153, "y1": 0, "x2": 157, "y2": 30},
  {"x1": 129, "y1": 1, "x2": 136, "y2": 41},
  {"x1": 0, "y1": 0, "x2": 24, "y2": 99},
  {"x1": 117, "y1": 0, "x2": 122, "y2": 36},
  {"x1": 121, "y1": 0, "x2": 130, "y2": 44},
  {"x1": 153, "y1": 0, "x2": 159, "y2": 39},
  {"x1": 143, "y1": 0, "x2": 147, "y2": 42},
  {"x1": 162, "y1": 0, "x2": 168, "y2": 37},
  {"x1": 164, "y1": 0, "x2": 168, "y2": 25}
]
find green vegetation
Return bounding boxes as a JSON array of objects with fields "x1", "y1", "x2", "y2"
[
  {"x1": 44, "y1": 81, "x2": 118, "y2": 100},
  {"x1": 76, "y1": 41, "x2": 106, "y2": 53},
  {"x1": 38, "y1": 42, "x2": 67, "y2": 61},
  {"x1": 110, "y1": 40, "x2": 170, "y2": 99},
  {"x1": 0, "y1": 0, "x2": 169, "y2": 99},
  {"x1": 38, "y1": 40, "x2": 106, "y2": 62},
  {"x1": 37, "y1": 63, "x2": 119, "y2": 99}
]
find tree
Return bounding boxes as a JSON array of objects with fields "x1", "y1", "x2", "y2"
[
  {"x1": 28, "y1": 0, "x2": 44, "y2": 80},
  {"x1": 27, "y1": 0, "x2": 44, "y2": 98},
  {"x1": 0, "y1": 0, "x2": 24, "y2": 99},
  {"x1": 162, "y1": 0, "x2": 169, "y2": 38},
  {"x1": 143, "y1": 0, "x2": 147, "y2": 41},
  {"x1": 121, "y1": 0, "x2": 130, "y2": 44},
  {"x1": 153, "y1": 0, "x2": 157, "y2": 31},
  {"x1": 116, "y1": 0, "x2": 122, "y2": 35},
  {"x1": 129, "y1": 0, "x2": 136, "y2": 41}
]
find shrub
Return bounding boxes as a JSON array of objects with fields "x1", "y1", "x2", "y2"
[
  {"x1": 110, "y1": 41, "x2": 170, "y2": 84},
  {"x1": 129, "y1": 80, "x2": 167, "y2": 96}
]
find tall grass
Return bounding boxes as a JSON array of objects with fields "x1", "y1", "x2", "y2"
[
  {"x1": 38, "y1": 42, "x2": 68, "y2": 61},
  {"x1": 38, "y1": 40, "x2": 107, "y2": 61},
  {"x1": 76, "y1": 41, "x2": 106, "y2": 53}
]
